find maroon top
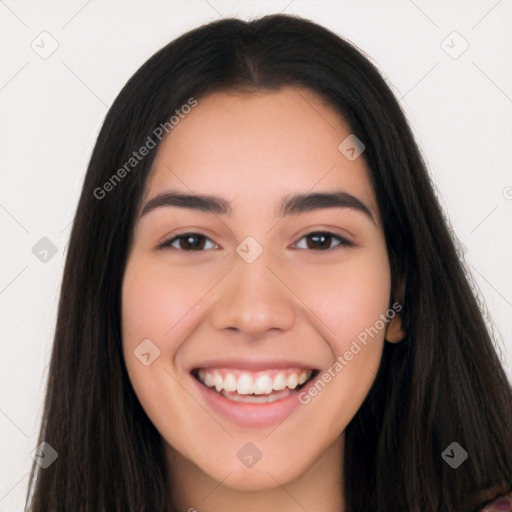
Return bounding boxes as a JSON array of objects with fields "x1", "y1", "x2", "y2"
[{"x1": 476, "y1": 491, "x2": 512, "y2": 511}]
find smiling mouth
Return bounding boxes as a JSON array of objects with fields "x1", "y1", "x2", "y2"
[{"x1": 191, "y1": 367, "x2": 319, "y2": 403}]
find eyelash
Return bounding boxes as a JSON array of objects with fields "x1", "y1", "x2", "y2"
[{"x1": 157, "y1": 231, "x2": 355, "y2": 251}]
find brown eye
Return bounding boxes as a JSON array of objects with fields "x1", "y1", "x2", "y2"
[
  {"x1": 294, "y1": 231, "x2": 355, "y2": 250},
  {"x1": 159, "y1": 233, "x2": 217, "y2": 251}
]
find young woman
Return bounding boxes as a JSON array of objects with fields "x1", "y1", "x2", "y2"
[{"x1": 26, "y1": 13, "x2": 512, "y2": 512}]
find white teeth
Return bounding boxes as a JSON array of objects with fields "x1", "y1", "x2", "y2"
[
  {"x1": 286, "y1": 373, "x2": 298, "y2": 389},
  {"x1": 298, "y1": 370, "x2": 309, "y2": 385},
  {"x1": 224, "y1": 373, "x2": 237, "y2": 392},
  {"x1": 213, "y1": 372, "x2": 223, "y2": 392},
  {"x1": 204, "y1": 371, "x2": 214, "y2": 387},
  {"x1": 254, "y1": 375, "x2": 273, "y2": 395},
  {"x1": 272, "y1": 373, "x2": 287, "y2": 391},
  {"x1": 237, "y1": 373, "x2": 254, "y2": 395},
  {"x1": 197, "y1": 369, "x2": 313, "y2": 396}
]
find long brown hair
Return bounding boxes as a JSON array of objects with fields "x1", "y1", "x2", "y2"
[{"x1": 26, "y1": 13, "x2": 512, "y2": 511}]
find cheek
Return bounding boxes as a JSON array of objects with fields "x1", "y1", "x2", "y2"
[
  {"x1": 122, "y1": 257, "x2": 213, "y2": 345},
  {"x1": 332, "y1": 255, "x2": 390, "y2": 340},
  {"x1": 298, "y1": 248, "x2": 391, "y2": 426},
  {"x1": 120, "y1": 257, "x2": 211, "y2": 442},
  {"x1": 290, "y1": 247, "x2": 392, "y2": 350},
  {"x1": 120, "y1": 257, "x2": 201, "y2": 400}
]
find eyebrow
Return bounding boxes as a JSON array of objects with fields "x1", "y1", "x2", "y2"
[{"x1": 140, "y1": 189, "x2": 375, "y2": 224}]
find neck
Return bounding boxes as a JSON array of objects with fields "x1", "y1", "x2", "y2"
[{"x1": 165, "y1": 434, "x2": 345, "y2": 512}]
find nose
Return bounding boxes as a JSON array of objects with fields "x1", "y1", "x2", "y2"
[{"x1": 209, "y1": 251, "x2": 296, "y2": 339}]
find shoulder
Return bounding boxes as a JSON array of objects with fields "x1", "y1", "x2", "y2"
[{"x1": 474, "y1": 491, "x2": 512, "y2": 511}]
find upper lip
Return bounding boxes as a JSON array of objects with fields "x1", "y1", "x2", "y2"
[{"x1": 190, "y1": 359, "x2": 319, "y2": 372}]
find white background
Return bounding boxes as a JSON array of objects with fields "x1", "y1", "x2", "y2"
[{"x1": 0, "y1": 1, "x2": 511, "y2": 510}]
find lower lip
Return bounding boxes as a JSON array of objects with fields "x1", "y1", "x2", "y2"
[{"x1": 191, "y1": 373, "x2": 314, "y2": 428}]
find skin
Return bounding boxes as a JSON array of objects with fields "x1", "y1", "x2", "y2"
[{"x1": 121, "y1": 87, "x2": 405, "y2": 512}]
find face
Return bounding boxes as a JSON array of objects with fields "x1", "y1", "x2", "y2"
[{"x1": 121, "y1": 87, "x2": 404, "y2": 497}]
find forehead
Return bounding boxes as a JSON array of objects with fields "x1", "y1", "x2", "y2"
[{"x1": 145, "y1": 87, "x2": 377, "y2": 218}]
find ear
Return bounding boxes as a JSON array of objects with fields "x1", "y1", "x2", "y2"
[
  {"x1": 385, "y1": 275, "x2": 406, "y2": 343},
  {"x1": 384, "y1": 312, "x2": 406, "y2": 343}
]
